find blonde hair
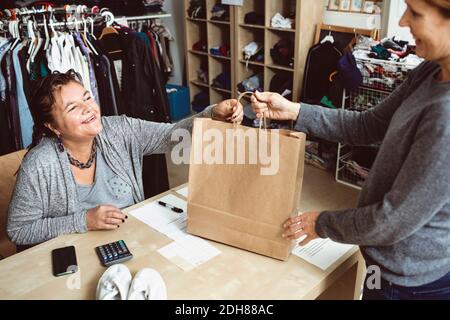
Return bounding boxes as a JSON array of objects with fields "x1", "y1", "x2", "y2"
[{"x1": 425, "y1": 0, "x2": 450, "y2": 17}]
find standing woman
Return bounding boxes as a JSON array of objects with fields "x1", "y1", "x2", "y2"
[
  {"x1": 7, "y1": 70, "x2": 243, "y2": 249},
  {"x1": 252, "y1": 0, "x2": 450, "y2": 299}
]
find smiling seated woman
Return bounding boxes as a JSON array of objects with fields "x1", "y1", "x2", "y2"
[{"x1": 7, "y1": 70, "x2": 243, "y2": 249}]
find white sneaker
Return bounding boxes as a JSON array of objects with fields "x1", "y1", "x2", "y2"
[
  {"x1": 127, "y1": 268, "x2": 167, "y2": 300},
  {"x1": 96, "y1": 264, "x2": 132, "y2": 300}
]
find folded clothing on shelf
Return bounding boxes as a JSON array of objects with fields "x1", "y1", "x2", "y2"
[
  {"x1": 211, "y1": 4, "x2": 230, "y2": 21},
  {"x1": 192, "y1": 92, "x2": 209, "y2": 112},
  {"x1": 271, "y1": 13, "x2": 294, "y2": 29},
  {"x1": 270, "y1": 39, "x2": 294, "y2": 68},
  {"x1": 212, "y1": 71, "x2": 231, "y2": 90},
  {"x1": 243, "y1": 41, "x2": 264, "y2": 62},
  {"x1": 197, "y1": 67, "x2": 208, "y2": 84},
  {"x1": 238, "y1": 73, "x2": 263, "y2": 93},
  {"x1": 244, "y1": 12, "x2": 264, "y2": 26},
  {"x1": 210, "y1": 44, "x2": 231, "y2": 57},
  {"x1": 269, "y1": 73, "x2": 293, "y2": 99},
  {"x1": 192, "y1": 40, "x2": 207, "y2": 52},
  {"x1": 187, "y1": 0, "x2": 206, "y2": 19}
]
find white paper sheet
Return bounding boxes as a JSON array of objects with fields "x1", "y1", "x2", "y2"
[
  {"x1": 174, "y1": 186, "x2": 188, "y2": 198},
  {"x1": 158, "y1": 235, "x2": 221, "y2": 271},
  {"x1": 292, "y1": 238, "x2": 354, "y2": 271},
  {"x1": 129, "y1": 194, "x2": 188, "y2": 240},
  {"x1": 130, "y1": 194, "x2": 221, "y2": 271}
]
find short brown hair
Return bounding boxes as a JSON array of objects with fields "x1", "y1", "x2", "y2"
[{"x1": 425, "y1": 0, "x2": 450, "y2": 17}]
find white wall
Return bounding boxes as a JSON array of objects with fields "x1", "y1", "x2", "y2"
[
  {"x1": 322, "y1": 0, "x2": 381, "y2": 29},
  {"x1": 164, "y1": 0, "x2": 186, "y2": 85},
  {"x1": 323, "y1": 10, "x2": 382, "y2": 29},
  {"x1": 383, "y1": 0, "x2": 414, "y2": 42}
]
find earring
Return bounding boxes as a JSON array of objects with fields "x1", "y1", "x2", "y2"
[{"x1": 57, "y1": 135, "x2": 65, "y2": 153}]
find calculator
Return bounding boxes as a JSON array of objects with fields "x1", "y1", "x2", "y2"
[{"x1": 96, "y1": 240, "x2": 133, "y2": 267}]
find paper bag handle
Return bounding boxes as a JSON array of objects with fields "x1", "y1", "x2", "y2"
[{"x1": 237, "y1": 91, "x2": 267, "y2": 131}]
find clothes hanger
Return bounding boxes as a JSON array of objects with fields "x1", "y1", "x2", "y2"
[
  {"x1": 7, "y1": 20, "x2": 14, "y2": 42},
  {"x1": 87, "y1": 17, "x2": 96, "y2": 40},
  {"x1": 82, "y1": 15, "x2": 87, "y2": 37},
  {"x1": 82, "y1": 15, "x2": 99, "y2": 56},
  {"x1": 48, "y1": 6, "x2": 58, "y2": 42},
  {"x1": 10, "y1": 20, "x2": 21, "y2": 51},
  {"x1": 43, "y1": 11, "x2": 50, "y2": 50},
  {"x1": 321, "y1": 27, "x2": 335, "y2": 44},
  {"x1": 30, "y1": 21, "x2": 43, "y2": 63},
  {"x1": 27, "y1": 9, "x2": 43, "y2": 71},
  {"x1": 98, "y1": 10, "x2": 122, "y2": 56},
  {"x1": 27, "y1": 18, "x2": 36, "y2": 55},
  {"x1": 99, "y1": 11, "x2": 118, "y2": 40}
]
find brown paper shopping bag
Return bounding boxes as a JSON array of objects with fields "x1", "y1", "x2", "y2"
[{"x1": 187, "y1": 118, "x2": 306, "y2": 261}]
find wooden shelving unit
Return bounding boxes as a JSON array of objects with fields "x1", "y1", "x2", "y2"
[
  {"x1": 184, "y1": 0, "x2": 236, "y2": 109},
  {"x1": 236, "y1": 0, "x2": 323, "y2": 103},
  {"x1": 184, "y1": 0, "x2": 323, "y2": 111}
]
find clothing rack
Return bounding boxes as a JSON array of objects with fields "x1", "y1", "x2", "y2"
[
  {"x1": 123, "y1": 13, "x2": 172, "y2": 22},
  {"x1": 5, "y1": 6, "x2": 171, "y2": 20},
  {"x1": 15, "y1": 7, "x2": 83, "y2": 16},
  {"x1": 1, "y1": 8, "x2": 172, "y2": 31},
  {"x1": 35, "y1": 19, "x2": 94, "y2": 28},
  {"x1": 0, "y1": 8, "x2": 119, "y2": 37},
  {"x1": 0, "y1": 4, "x2": 175, "y2": 198},
  {"x1": 3, "y1": 5, "x2": 99, "y2": 18}
]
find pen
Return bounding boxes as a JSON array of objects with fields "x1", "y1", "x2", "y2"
[{"x1": 158, "y1": 201, "x2": 184, "y2": 213}]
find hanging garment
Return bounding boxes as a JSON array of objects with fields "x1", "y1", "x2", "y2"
[
  {"x1": 74, "y1": 33, "x2": 99, "y2": 104},
  {"x1": 29, "y1": 45, "x2": 50, "y2": 82},
  {"x1": 301, "y1": 41, "x2": 343, "y2": 105},
  {"x1": 0, "y1": 100, "x2": 14, "y2": 155},
  {"x1": 98, "y1": 27, "x2": 171, "y2": 122},
  {"x1": 17, "y1": 43, "x2": 33, "y2": 103},
  {"x1": 270, "y1": 39, "x2": 294, "y2": 68},
  {"x1": 2, "y1": 49, "x2": 22, "y2": 150},
  {"x1": 98, "y1": 26, "x2": 171, "y2": 198},
  {"x1": 0, "y1": 39, "x2": 12, "y2": 101},
  {"x1": 12, "y1": 42, "x2": 34, "y2": 148},
  {"x1": 0, "y1": 39, "x2": 14, "y2": 155}
]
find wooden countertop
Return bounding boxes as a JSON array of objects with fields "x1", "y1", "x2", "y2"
[{"x1": 0, "y1": 165, "x2": 362, "y2": 300}]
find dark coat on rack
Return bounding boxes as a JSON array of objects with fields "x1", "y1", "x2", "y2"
[
  {"x1": 301, "y1": 41, "x2": 343, "y2": 106},
  {"x1": 117, "y1": 27, "x2": 171, "y2": 122},
  {"x1": 98, "y1": 26, "x2": 171, "y2": 199}
]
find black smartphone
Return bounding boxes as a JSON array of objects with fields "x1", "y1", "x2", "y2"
[{"x1": 51, "y1": 246, "x2": 78, "y2": 277}]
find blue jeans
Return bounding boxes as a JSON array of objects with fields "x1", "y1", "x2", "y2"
[{"x1": 362, "y1": 271, "x2": 450, "y2": 300}]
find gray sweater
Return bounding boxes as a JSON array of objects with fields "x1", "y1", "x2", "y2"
[
  {"x1": 295, "y1": 61, "x2": 450, "y2": 287},
  {"x1": 7, "y1": 107, "x2": 213, "y2": 246}
]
